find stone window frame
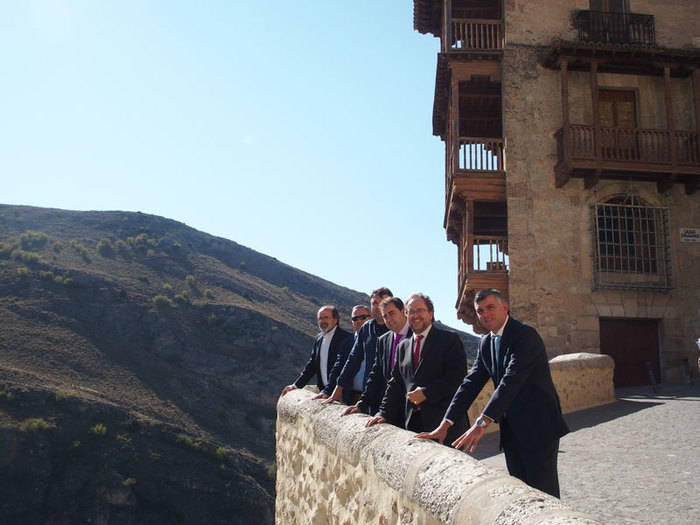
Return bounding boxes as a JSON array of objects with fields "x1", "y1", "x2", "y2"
[{"x1": 592, "y1": 195, "x2": 673, "y2": 290}]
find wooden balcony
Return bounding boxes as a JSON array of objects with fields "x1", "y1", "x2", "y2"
[
  {"x1": 574, "y1": 10, "x2": 655, "y2": 46},
  {"x1": 555, "y1": 125, "x2": 700, "y2": 194},
  {"x1": 445, "y1": 138, "x2": 506, "y2": 238},
  {"x1": 446, "y1": 18, "x2": 503, "y2": 51},
  {"x1": 455, "y1": 235, "x2": 508, "y2": 332}
]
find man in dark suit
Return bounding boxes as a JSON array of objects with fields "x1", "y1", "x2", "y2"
[
  {"x1": 366, "y1": 293, "x2": 468, "y2": 443},
  {"x1": 323, "y1": 287, "x2": 392, "y2": 412},
  {"x1": 280, "y1": 305, "x2": 353, "y2": 398},
  {"x1": 416, "y1": 289, "x2": 569, "y2": 498},
  {"x1": 341, "y1": 296, "x2": 412, "y2": 423}
]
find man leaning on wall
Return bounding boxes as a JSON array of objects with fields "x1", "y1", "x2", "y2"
[{"x1": 417, "y1": 288, "x2": 569, "y2": 498}]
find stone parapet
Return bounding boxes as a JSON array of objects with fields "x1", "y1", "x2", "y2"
[
  {"x1": 276, "y1": 385, "x2": 605, "y2": 525},
  {"x1": 550, "y1": 353, "x2": 616, "y2": 413},
  {"x1": 465, "y1": 352, "x2": 615, "y2": 435}
]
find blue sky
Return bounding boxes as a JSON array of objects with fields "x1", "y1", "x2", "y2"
[{"x1": 1, "y1": 1, "x2": 470, "y2": 332}]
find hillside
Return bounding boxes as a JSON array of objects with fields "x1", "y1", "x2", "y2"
[
  {"x1": 0, "y1": 204, "x2": 479, "y2": 524},
  {"x1": 0, "y1": 204, "x2": 369, "y2": 524}
]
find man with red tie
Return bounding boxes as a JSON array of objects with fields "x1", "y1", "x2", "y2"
[{"x1": 365, "y1": 293, "x2": 468, "y2": 443}]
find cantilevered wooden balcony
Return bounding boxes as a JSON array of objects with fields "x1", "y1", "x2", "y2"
[
  {"x1": 573, "y1": 10, "x2": 655, "y2": 46},
  {"x1": 445, "y1": 137, "x2": 506, "y2": 238},
  {"x1": 445, "y1": 18, "x2": 503, "y2": 52},
  {"x1": 455, "y1": 234, "x2": 508, "y2": 331},
  {"x1": 555, "y1": 125, "x2": 700, "y2": 194}
]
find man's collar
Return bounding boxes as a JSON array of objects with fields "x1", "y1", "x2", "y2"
[
  {"x1": 323, "y1": 325, "x2": 338, "y2": 337},
  {"x1": 490, "y1": 315, "x2": 509, "y2": 338},
  {"x1": 414, "y1": 323, "x2": 432, "y2": 339},
  {"x1": 397, "y1": 319, "x2": 410, "y2": 337}
]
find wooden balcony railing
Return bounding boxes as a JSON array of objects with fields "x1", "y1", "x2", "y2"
[
  {"x1": 558, "y1": 125, "x2": 700, "y2": 167},
  {"x1": 459, "y1": 234, "x2": 508, "y2": 288},
  {"x1": 457, "y1": 137, "x2": 504, "y2": 171},
  {"x1": 448, "y1": 19, "x2": 503, "y2": 51},
  {"x1": 574, "y1": 10, "x2": 655, "y2": 46}
]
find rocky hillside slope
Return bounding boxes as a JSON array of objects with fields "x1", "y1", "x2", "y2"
[
  {"x1": 0, "y1": 204, "x2": 478, "y2": 524},
  {"x1": 0, "y1": 204, "x2": 370, "y2": 524}
]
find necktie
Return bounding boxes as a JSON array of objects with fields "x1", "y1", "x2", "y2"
[
  {"x1": 413, "y1": 335, "x2": 424, "y2": 371},
  {"x1": 492, "y1": 334, "x2": 501, "y2": 374},
  {"x1": 390, "y1": 332, "x2": 402, "y2": 371}
]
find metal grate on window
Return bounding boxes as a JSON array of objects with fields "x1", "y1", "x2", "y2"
[{"x1": 593, "y1": 201, "x2": 672, "y2": 290}]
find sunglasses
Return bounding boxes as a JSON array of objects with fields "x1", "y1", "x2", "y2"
[{"x1": 352, "y1": 314, "x2": 370, "y2": 322}]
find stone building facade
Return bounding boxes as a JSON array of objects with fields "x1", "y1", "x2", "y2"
[{"x1": 413, "y1": 0, "x2": 700, "y2": 385}]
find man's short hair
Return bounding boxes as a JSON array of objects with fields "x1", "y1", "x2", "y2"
[
  {"x1": 406, "y1": 293, "x2": 434, "y2": 313},
  {"x1": 371, "y1": 287, "x2": 393, "y2": 299},
  {"x1": 318, "y1": 305, "x2": 340, "y2": 320},
  {"x1": 474, "y1": 289, "x2": 505, "y2": 305},
  {"x1": 379, "y1": 296, "x2": 404, "y2": 313},
  {"x1": 351, "y1": 304, "x2": 369, "y2": 313}
]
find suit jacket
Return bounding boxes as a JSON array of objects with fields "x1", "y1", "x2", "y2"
[
  {"x1": 336, "y1": 319, "x2": 388, "y2": 393},
  {"x1": 379, "y1": 324, "x2": 468, "y2": 442},
  {"x1": 293, "y1": 326, "x2": 353, "y2": 394},
  {"x1": 357, "y1": 327, "x2": 413, "y2": 418},
  {"x1": 445, "y1": 316, "x2": 569, "y2": 451}
]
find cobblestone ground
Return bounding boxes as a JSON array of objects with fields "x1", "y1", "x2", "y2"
[{"x1": 475, "y1": 383, "x2": 700, "y2": 524}]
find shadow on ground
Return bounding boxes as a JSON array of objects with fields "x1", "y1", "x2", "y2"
[{"x1": 469, "y1": 382, "x2": 699, "y2": 460}]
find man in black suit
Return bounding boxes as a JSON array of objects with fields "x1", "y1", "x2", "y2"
[
  {"x1": 417, "y1": 289, "x2": 569, "y2": 498},
  {"x1": 341, "y1": 296, "x2": 412, "y2": 422},
  {"x1": 366, "y1": 293, "x2": 468, "y2": 443},
  {"x1": 280, "y1": 305, "x2": 353, "y2": 398}
]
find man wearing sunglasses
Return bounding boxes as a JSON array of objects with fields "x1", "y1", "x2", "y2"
[{"x1": 323, "y1": 287, "x2": 392, "y2": 412}]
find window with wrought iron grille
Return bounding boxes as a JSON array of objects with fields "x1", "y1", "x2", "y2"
[{"x1": 593, "y1": 196, "x2": 672, "y2": 289}]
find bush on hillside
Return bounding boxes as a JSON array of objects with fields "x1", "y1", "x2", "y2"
[
  {"x1": 18, "y1": 417, "x2": 52, "y2": 433},
  {"x1": 11, "y1": 249, "x2": 44, "y2": 266},
  {"x1": 19, "y1": 231, "x2": 48, "y2": 250},
  {"x1": 97, "y1": 238, "x2": 114, "y2": 257},
  {"x1": 70, "y1": 241, "x2": 91, "y2": 263},
  {"x1": 153, "y1": 295, "x2": 174, "y2": 309},
  {"x1": 0, "y1": 242, "x2": 13, "y2": 258}
]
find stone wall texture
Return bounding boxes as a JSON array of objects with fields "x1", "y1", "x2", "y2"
[{"x1": 275, "y1": 354, "x2": 612, "y2": 524}]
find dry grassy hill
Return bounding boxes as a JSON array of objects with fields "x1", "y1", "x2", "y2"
[
  {"x1": 0, "y1": 204, "x2": 369, "y2": 524},
  {"x1": 0, "y1": 204, "x2": 478, "y2": 524}
]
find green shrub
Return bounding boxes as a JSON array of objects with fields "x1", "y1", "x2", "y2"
[
  {"x1": 89, "y1": 423, "x2": 107, "y2": 436},
  {"x1": 71, "y1": 440, "x2": 81, "y2": 448},
  {"x1": 115, "y1": 239, "x2": 129, "y2": 255},
  {"x1": 70, "y1": 241, "x2": 90, "y2": 262},
  {"x1": 122, "y1": 477, "x2": 136, "y2": 487},
  {"x1": 18, "y1": 417, "x2": 52, "y2": 433},
  {"x1": 39, "y1": 270, "x2": 55, "y2": 280},
  {"x1": 11, "y1": 249, "x2": 44, "y2": 266},
  {"x1": 204, "y1": 288, "x2": 214, "y2": 299},
  {"x1": 0, "y1": 242, "x2": 13, "y2": 258},
  {"x1": 16, "y1": 267, "x2": 29, "y2": 277},
  {"x1": 265, "y1": 463, "x2": 276, "y2": 480},
  {"x1": 174, "y1": 291, "x2": 189, "y2": 304},
  {"x1": 162, "y1": 283, "x2": 173, "y2": 294},
  {"x1": 215, "y1": 447, "x2": 230, "y2": 462},
  {"x1": 185, "y1": 275, "x2": 196, "y2": 288},
  {"x1": 97, "y1": 239, "x2": 114, "y2": 257},
  {"x1": 153, "y1": 295, "x2": 174, "y2": 309},
  {"x1": 175, "y1": 433, "x2": 200, "y2": 449},
  {"x1": 19, "y1": 231, "x2": 48, "y2": 250},
  {"x1": 0, "y1": 390, "x2": 15, "y2": 401}
]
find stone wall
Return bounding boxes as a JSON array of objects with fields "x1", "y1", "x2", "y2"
[
  {"x1": 276, "y1": 354, "x2": 612, "y2": 524},
  {"x1": 501, "y1": 0, "x2": 700, "y2": 382}
]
